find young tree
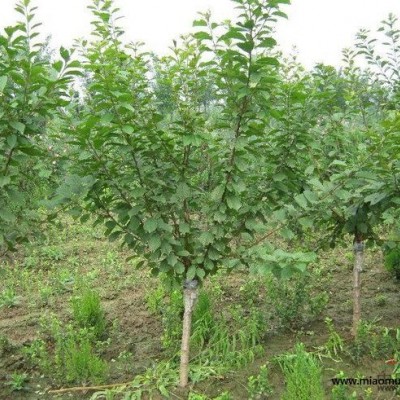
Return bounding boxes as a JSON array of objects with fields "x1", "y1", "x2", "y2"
[
  {"x1": 0, "y1": 0, "x2": 79, "y2": 256},
  {"x1": 58, "y1": 0, "x2": 313, "y2": 387}
]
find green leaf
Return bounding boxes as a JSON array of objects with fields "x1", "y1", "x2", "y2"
[
  {"x1": 210, "y1": 185, "x2": 224, "y2": 201},
  {"x1": 193, "y1": 19, "x2": 208, "y2": 27},
  {"x1": 364, "y1": 192, "x2": 387, "y2": 206},
  {"x1": 100, "y1": 113, "x2": 114, "y2": 124},
  {"x1": 187, "y1": 265, "x2": 197, "y2": 280},
  {"x1": 122, "y1": 125, "x2": 134, "y2": 134},
  {"x1": 0, "y1": 176, "x2": 11, "y2": 188},
  {"x1": 193, "y1": 31, "x2": 212, "y2": 41},
  {"x1": 298, "y1": 217, "x2": 313, "y2": 229},
  {"x1": 7, "y1": 135, "x2": 17, "y2": 148},
  {"x1": 196, "y1": 268, "x2": 206, "y2": 280},
  {"x1": 60, "y1": 46, "x2": 70, "y2": 61},
  {"x1": 237, "y1": 41, "x2": 254, "y2": 53},
  {"x1": 144, "y1": 218, "x2": 158, "y2": 233},
  {"x1": 294, "y1": 194, "x2": 308, "y2": 209},
  {"x1": 0, "y1": 76, "x2": 7, "y2": 92},
  {"x1": 0, "y1": 209, "x2": 15, "y2": 222},
  {"x1": 10, "y1": 121, "x2": 25, "y2": 134},
  {"x1": 148, "y1": 236, "x2": 161, "y2": 251},
  {"x1": 179, "y1": 223, "x2": 190, "y2": 235},
  {"x1": 226, "y1": 195, "x2": 242, "y2": 211},
  {"x1": 281, "y1": 227, "x2": 295, "y2": 240},
  {"x1": 199, "y1": 231, "x2": 213, "y2": 246},
  {"x1": 175, "y1": 262, "x2": 185, "y2": 274},
  {"x1": 259, "y1": 38, "x2": 277, "y2": 48}
]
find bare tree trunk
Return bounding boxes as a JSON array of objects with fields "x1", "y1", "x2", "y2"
[
  {"x1": 352, "y1": 241, "x2": 364, "y2": 336},
  {"x1": 179, "y1": 279, "x2": 198, "y2": 387}
]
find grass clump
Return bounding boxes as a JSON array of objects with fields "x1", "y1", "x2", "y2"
[
  {"x1": 277, "y1": 343, "x2": 324, "y2": 400},
  {"x1": 71, "y1": 287, "x2": 106, "y2": 339}
]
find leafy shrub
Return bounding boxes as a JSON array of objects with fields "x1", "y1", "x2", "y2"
[
  {"x1": 331, "y1": 371, "x2": 357, "y2": 400},
  {"x1": 384, "y1": 246, "x2": 400, "y2": 279},
  {"x1": 71, "y1": 288, "x2": 106, "y2": 339},
  {"x1": 6, "y1": 373, "x2": 28, "y2": 392},
  {"x1": 277, "y1": 343, "x2": 325, "y2": 400},
  {"x1": 62, "y1": 335, "x2": 107, "y2": 384},
  {"x1": 24, "y1": 316, "x2": 107, "y2": 385},
  {"x1": 347, "y1": 321, "x2": 398, "y2": 363},
  {"x1": 247, "y1": 364, "x2": 273, "y2": 399},
  {"x1": 265, "y1": 272, "x2": 328, "y2": 329}
]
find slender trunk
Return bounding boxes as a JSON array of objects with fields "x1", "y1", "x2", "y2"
[
  {"x1": 179, "y1": 279, "x2": 199, "y2": 387},
  {"x1": 352, "y1": 240, "x2": 364, "y2": 336}
]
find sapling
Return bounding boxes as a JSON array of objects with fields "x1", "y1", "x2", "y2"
[{"x1": 55, "y1": 0, "x2": 314, "y2": 387}]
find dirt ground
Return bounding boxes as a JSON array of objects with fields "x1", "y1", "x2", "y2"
[{"x1": 0, "y1": 221, "x2": 399, "y2": 399}]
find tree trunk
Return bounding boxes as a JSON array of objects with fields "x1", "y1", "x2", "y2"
[
  {"x1": 179, "y1": 279, "x2": 199, "y2": 387},
  {"x1": 352, "y1": 241, "x2": 364, "y2": 336}
]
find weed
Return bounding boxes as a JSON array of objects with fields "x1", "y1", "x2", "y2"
[
  {"x1": 116, "y1": 350, "x2": 134, "y2": 373},
  {"x1": 347, "y1": 321, "x2": 398, "y2": 363},
  {"x1": 247, "y1": 364, "x2": 273, "y2": 399},
  {"x1": 22, "y1": 338, "x2": 51, "y2": 372},
  {"x1": 26, "y1": 315, "x2": 107, "y2": 385},
  {"x1": 213, "y1": 393, "x2": 232, "y2": 400},
  {"x1": 330, "y1": 371, "x2": 357, "y2": 400},
  {"x1": 161, "y1": 289, "x2": 183, "y2": 352},
  {"x1": 0, "y1": 334, "x2": 11, "y2": 355},
  {"x1": 277, "y1": 343, "x2": 324, "y2": 400},
  {"x1": 0, "y1": 287, "x2": 21, "y2": 308},
  {"x1": 63, "y1": 334, "x2": 107, "y2": 384},
  {"x1": 374, "y1": 294, "x2": 387, "y2": 307},
  {"x1": 265, "y1": 272, "x2": 328, "y2": 329},
  {"x1": 239, "y1": 278, "x2": 262, "y2": 306},
  {"x1": 145, "y1": 284, "x2": 165, "y2": 314},
  {"x1": 315, "y1": 318, "x2": 344, "y2": 361},
  {"x1": 22, "y1": 255, "x2": 39, "y2": 269},
  {"x1": 40, "y1": 245, "x2": 65, "y2": 261},
  {"x1": 71, "y1": 288, "x2": 106, "y2": 339},
  {"x1": 6, "y1": 372, "x2": 28, "y2": 392},
  {"x1": 92, "y1": 361, "x2": 177, "y2": 399},
  {"x1": 384, "y1": 245, "x2": 400, "y2": 279}
]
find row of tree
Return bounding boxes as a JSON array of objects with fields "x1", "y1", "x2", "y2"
[{"x1": 1, "y1": 0, "x2": 399, "y2": 386}]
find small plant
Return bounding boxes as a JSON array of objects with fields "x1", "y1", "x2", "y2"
[
  {"x1": 374, "y1": 293, "x2": 388, "y2": 307},
  {"x1": 315, "y1": 318, "x2": 344, "y2": 361},
  {"x1": 145, "y1": 284, "x2": 165, "y2": 314},
  {"x1": 116, "y1": 350, "x2": 134, "y2": 373},
  {"x1": 347, "y1": 321, "x2": 397, "y2": 363},
  {"x1": 40, "y1": 245, "x2": 65, "y2": 261},
  {"x1": 188, "y1": 393, "x2": 208, "y2": 400},
  {"x1": 22, "y1": 339, "x2": 51, "y2": 372},
  {"x1": 384, "y1": 245, "x2": 400, "y2": 279},
  {"x1": 0, "y1": 288, "x2": 21, "y2": 308},
  {"x1": 23, "y1": 255, "x2": 39, "y2": 269},
  {"x1": 63, "y1": 334, "x2": 107, "y2": 384},
  {"x1": 265, "y1": 272, "x2": 328, "y2": 329},
  {"x1": 214, "y1": 393, "x2": 232, "y2": 400},
  {"x1": 71, "y1": 288, "x2": 106, "y2": 339},
  {"x1": 6, "y1": 372, "x2": 28, "y2": 392},
  {"x1": 239, "y1": 278, "x2": 262, "y2": 306},
  {"x1": 26, "y1": 316, "x2": 107, "y2": 385},
  {"x1": 330, "y1": 371, "x2": 357, "y2": 400},
  {"x1": 277, "y1": 343, "x2": 324, "y2": 400},
  {"x1": 247, "y1": 364, "x2": 273, "y2": 399},
  {"x1": 0, "y1": 334, "x2": 11, "y2": 356},
  {"x1": 161, "y1": 289, "x2": 184, "y2": 352}
]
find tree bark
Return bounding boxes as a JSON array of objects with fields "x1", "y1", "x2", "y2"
[
  {"x1": 352, "y1": 241, "x2": 364, "y2": 336},
  {"x1": 179, "y1": 279, "x2": 199, "y2": 387}
]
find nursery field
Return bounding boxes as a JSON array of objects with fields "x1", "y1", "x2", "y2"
[
  {"x1": 1, "y1": 218, "x2": 399, "y2": 399},
  {"x1": 1, "y1": 0, "x2": 400, "y2": 398}
]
